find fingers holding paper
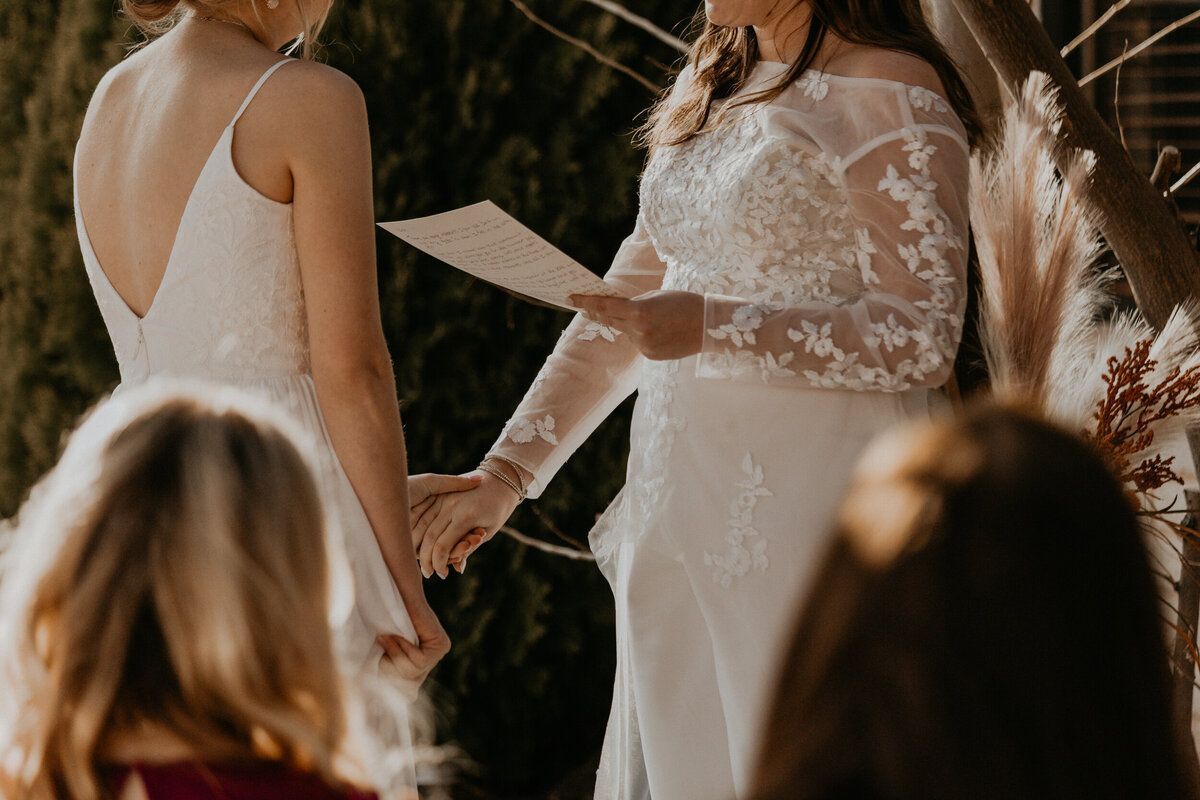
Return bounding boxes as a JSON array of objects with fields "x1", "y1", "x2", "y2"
[{"x1": 571, "y1": 290, "x2": 706, "y2": 361}]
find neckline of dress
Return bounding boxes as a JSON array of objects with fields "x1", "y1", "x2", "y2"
[{"x1": 750, "y1": 59, "x2": 945, "y2": 97}]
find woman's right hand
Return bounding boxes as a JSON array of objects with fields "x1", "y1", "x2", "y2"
[
  {"x1": 413, "y1": 471, "x2": 524, "y2": 578},
  {"x1": 408, "y1": 471, "x2": 481, "y2": 532},
  {"x1": 378, "y1": 597, "x2": 451, "y2": 701}
]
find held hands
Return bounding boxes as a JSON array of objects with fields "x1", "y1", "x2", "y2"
[
  {"x1": 412, "y1": 465, "x2": 526, "y2": 579},
  {"x1": 570, "y1": 290, "x2": 705, "y2": 361},
  {"x1": 409, "y1": 471, "x2": 488, "y2": 576}
]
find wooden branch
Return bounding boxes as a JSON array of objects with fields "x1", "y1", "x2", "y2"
[
  {"x1": 1060, "y1": 0, "x2": 1130, "y2": 58},
  {"x1": 1151, "y1": 147, "x2": 1182, "y2": 195},
  {"x1": 499, "y1": 525, "x2": 596, "y2": 561},
  {"x1": 1174, "y1": 161, "x2": 1200, "y2": 196},
  {"x1": 507, "y1": 0, "x2": 662, "y2": 93},
  {"x1": 1151, "y1": 146, "x2": 1183, "y2": 217},
  {"x1": 1080, "y1": 8, "x2": 1200, "y2": 87},
  {"x1": 579, "y1": 0, "x2": 688, "y2": 53},
  {"x1": 948, "y1": 0, "x2": 1200, "y2": 331}
]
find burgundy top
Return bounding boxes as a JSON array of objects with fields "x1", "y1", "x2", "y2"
[{"x1": 103, "y1": 761, "x2": 380, "y2": 800}]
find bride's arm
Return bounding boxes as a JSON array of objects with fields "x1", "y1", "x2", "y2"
[
  {"x1": 414, "y1": 215, "x2": 668, "y2": 577},
  {"x1": 285, "y1": 64, "x2": 448, "y2": 673}
]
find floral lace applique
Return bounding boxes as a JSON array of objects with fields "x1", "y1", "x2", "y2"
[
  {"x1": 680, "y1": 97, "x2": 966, "y2": 391},
  {"x1": 787, "y1": 320, "x2": 854, "y2": 359},
  {"x1": 630, "y1": 361, "x2": 685, "y2": 523},
  {"x1": 704, "y1": 454, "x2": 772, "y2": 588},
  {"x1": 504, "y1": 415, "x2": 559, "y2": 445},
  {"x1": 908, "y1": 85, "x2": 950, "y2": 113},
  {"x1": 798, "y1": 71, "x2": 831, "y2": 101},
  {"x1": 579, "y1": 321, "x2": 622, "y2": 342},
  {"x1": 707, "y1": 303, "x2": 767, "y2": 347}
]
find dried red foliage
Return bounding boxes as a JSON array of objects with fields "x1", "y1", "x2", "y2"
[{"x1": 1088, "y1": 338, "x2": 1200, "y2": 500}]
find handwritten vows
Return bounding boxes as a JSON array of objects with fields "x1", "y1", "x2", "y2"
[{"x1": 379, "y1": 201, "x2": 625, "y2": 311}]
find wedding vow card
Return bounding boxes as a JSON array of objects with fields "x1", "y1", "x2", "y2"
[{"x1": 379, "y1": 201, "x2": 626, "y2": 311}]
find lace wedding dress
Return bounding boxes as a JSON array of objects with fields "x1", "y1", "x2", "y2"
[
  {"x1": 487, "y1": 61, "x2": 971, "y2": 800},
  {"x1": 74, "y1": 60, "x2": 418, "y2": 670}
]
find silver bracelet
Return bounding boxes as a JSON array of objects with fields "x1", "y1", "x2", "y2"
[
  {"x1": 483, "y1": 454, "x2": 530, "y2": 496},
  {"x1": 477, "y1": 461, "x2": 526, "y2": 501}
]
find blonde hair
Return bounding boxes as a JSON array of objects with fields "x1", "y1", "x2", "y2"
[
  {"x1": 0, "y1": 384, "x2": 362, "y2": 800},
  {"x1": 122, "y1": 0, "x2": 331, "y2": 60}
]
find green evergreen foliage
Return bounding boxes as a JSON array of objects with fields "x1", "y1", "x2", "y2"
[
  {"x1": 0, "y1": 0, "x2": 129, "y2": 514},
  {"x1": 0, "y1": 1, "x2": 698, "y2": 795}
]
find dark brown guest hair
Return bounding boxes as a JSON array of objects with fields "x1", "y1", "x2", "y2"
[
  {"x1": 644, "y1": 0, "x2": 982, "y2": 147},
  {"x1": 751, "y1": 405, "x2": 1190, "y2": 800}
]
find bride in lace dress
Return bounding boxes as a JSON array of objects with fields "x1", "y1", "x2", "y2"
[
  {"x1": 73, "y1": 0, "x2": 462, "y2": 698},
  {"x1": 415, "y1": 1, "x2": 977, "y2": 798}
]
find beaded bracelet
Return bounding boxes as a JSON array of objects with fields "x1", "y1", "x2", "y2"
[{"x1": 477, "y1": 460, "x2": 527, "y2": 501}]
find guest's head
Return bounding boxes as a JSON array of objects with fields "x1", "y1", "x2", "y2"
[
  {"x1": 121, "y1": 0, "x2": 334, "y2": 57},
  {"x1": 752, "y1": 405, "x2": 1189, "y2": 800},
  {"x1": 0, "y1": 384, "x2": 358, "y2": 800},
  {"x1": 642, "y1": 0, "x2": 980, "y2": 148}
]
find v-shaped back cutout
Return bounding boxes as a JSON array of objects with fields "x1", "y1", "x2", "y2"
[{"x1": 75, "y1": 58, "x2": 294, "y2": 321}]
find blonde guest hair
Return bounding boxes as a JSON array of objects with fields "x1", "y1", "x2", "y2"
[
  {"x1": 0, "y1": 384, "x2": 366, "y2": 800},
  {"x1": 121, "y1": 0, "x2": 331, "y2": 60}
]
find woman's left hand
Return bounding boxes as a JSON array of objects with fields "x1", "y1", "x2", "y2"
[{"x1": 570, "y1": 290, "x2": 705, "y2": 361}]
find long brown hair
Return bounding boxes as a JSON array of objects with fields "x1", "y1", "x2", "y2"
[
  {"x1": 751, "y1": 405, "x2": 1190, "y2": 800},
  {"x1": 645, "y1": 1, "x2": 982, "y2": 147},
  {"x1": 0, "y1": 385, "x2": 363, "y2": 800}
]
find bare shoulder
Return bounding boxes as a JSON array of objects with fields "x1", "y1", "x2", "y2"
[
  {"x1": 826, "y1": 45, "x2": 947, "y2": 96},
  {"x1": 256, "y1": 60, "x2": 368, "y2": 161},
  {"x1": 83, "y1": 56, "x2": 137, "y2": 119},
  {"x1": 266, "y1": 60, "x2": 366, "y2": 124}
]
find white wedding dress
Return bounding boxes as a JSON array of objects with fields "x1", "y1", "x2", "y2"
[
  {"x1": 73, "y1": 60, "x2": 417, "y2": 670},
  {"x1": 487, "y1": 61, "x2": 971, "y2": 800}
]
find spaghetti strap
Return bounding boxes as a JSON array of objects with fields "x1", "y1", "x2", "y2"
[{"x1": 230, "y1": 59, "x2": 294, "y2": 126}]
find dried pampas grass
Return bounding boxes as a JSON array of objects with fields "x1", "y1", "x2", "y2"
[
  {"x1": 973, "y1": 72, "x2": 1200, "y2": 511},
  {"x1": 972, "y1": 71, "x2": 1109, "y2": 409}
]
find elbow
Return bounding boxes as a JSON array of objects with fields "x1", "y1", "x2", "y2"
[
  {"x1": 892, "y1": 337, "x2": 958, "y2": 391},
  {"x1": 917, "y1": 356, "x2": 955, "y2": 391},
  {"x1": 312, "y1": 348, "x2": 395, "y2": 394}
]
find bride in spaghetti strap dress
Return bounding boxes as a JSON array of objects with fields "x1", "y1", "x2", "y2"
[{"x1": 72, "y1": 2, "x2": 457, "y2": 689}]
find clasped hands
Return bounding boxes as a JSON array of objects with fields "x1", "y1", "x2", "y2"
[{"x1": 408, "y1": 289, "x2": 706, "y2": 578}]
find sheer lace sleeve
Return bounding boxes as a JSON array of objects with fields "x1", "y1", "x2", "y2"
[
  {"x1": 486, "y1": 214, "x2": 667, "y2": 497},
  {"x1": 696, "y1": 86, "x2": 970, "y2": 391}
]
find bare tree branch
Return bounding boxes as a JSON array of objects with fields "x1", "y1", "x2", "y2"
[
  {"x1": 579, "y1": 0, "x2": 688, "y2": 53},
  {"x1": 1079, "y1": 8, "x2": 1200, "y2": 87},
  {"x1": 527, "y1": 504, "x2": 590, "y2": 551},
  {"x1": 499, "y1": 525, "x2": 596, "y2": 561},
  {"x1": 1172, "y1": 161, "x2": 1200, "y2": 195},
  {"x1": 1113, "y1": 39, "x2": 1128, "y2": 152},
  {"x1": 1060, "y1": 0, "x2": 1131, "y2": 57},
  {"x1": 506, "y1": 0, "x2": 662, "y2": 94}
]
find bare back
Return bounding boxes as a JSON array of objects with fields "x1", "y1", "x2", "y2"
[{"x1": 75, "y1": 24, "x2": 294, "y2": 318}]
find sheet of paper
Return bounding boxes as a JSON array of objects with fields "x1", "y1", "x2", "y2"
[{"x1": 379, "y1": 201, "x2": 625, "y2": 311}]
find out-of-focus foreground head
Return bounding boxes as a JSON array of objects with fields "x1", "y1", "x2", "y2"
[
  {"x1": 0, "y1": 382, "x2": 353, "y2": 800},
  {"x1": 752, "y1": 404, "x2": 1191, "y2": 800}
]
